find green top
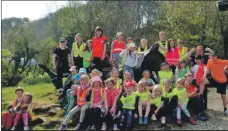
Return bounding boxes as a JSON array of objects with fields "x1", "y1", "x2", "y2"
[
  {"x1": 120, "y1": 92, "x2": 137, "y2": 110},
  {"x1": 175, "y1": 67, "x2": 190, "y2": 81},
  {"x1": 150, "y1": 96, "x2": 162, "y2": 108},
  {"x1": 137, "y1": 91, "x2": 150, "y2": 102},
  {"x1": 83, "y1": 50, "x2": 92, "y2": 68},
  {"x1": 172, "y1": 87, "x2": 189, "y2": 104},
  {"x1": 158, "y1": 71, "x2": 173, "y2": 85}
]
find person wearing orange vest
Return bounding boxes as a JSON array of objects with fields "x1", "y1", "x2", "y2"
[
  {"x1": 110, "y1": 32, "x2": 126, "y2": 69},
  {"x1": 177, "y1": 39, "x2": 188, "y2": 61},
  {"x1": 165, "y1": 39, "x2": 179, "y2": 75},
  {"x1": 158, "y1": 31, "x2": 168, "y2": 56},
  {"x1": 59, "y1": 74, "x2": 91, "y2": 131},
  {"x1": 92, "y1": 26, "x2": 108, "y2": 72}
]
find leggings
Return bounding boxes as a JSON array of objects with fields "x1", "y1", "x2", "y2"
[
  {"x1": 150, "y1": 105, "x2": 167, "y2": 118},
  {"x1": 93, "y1": 57, "x2": 104, "y2": 72},
  {"x1": 63, "y1": 104, "x2": 90, "y2": 125},
  {"x1": 103, "y1": 108, "x2": 119, "y2": 125},
  {"x1": 120, "y1": 109, "x2": 133, "y2": 126},
  {"x1": 73, "y1": 57, "x2": 83, "y2": 71},
  {"x1": 13, "y1": 111, "x2": 28, "y2": 127},
  {"x1": 188, "y1": 97, "x2": 204, "y2": 114},
  {"x1": 88, "y1": 107, "x2": 102, "y2": 130},
  {"x1": 177, "y1": 104, "x2": 191, "y2": 120},
  {"x1": 65, "y1": 89, "x2": 76, "y2": 116}
]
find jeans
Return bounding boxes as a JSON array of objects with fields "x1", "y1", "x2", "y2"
[
  {"x1": 113, "y1": 54, "x2": 122, "y2": 68},
  {"x1": 123, "y1": 65, "x2": 134, "y2": 80},
  {"x1": 120, "y1": 109, "x2": 133, "y2": 126},
  {"x1": 176, "y1": 104, "x2": 191, "y2": 120}
]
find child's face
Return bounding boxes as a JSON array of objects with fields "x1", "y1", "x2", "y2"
[
  {"x1": 141, "y1": 40, "x2": 147, "y2": 47},
  {"x1": 127, "y1": 40, "x2": 133, "y2": 44},
  {"x1": 176, "y1": 80, "x2": 184, "y2": 88},
  {"x1": 80, "y1": 78, "x2": 87, "y2": 87},
  {"x1": 180, "y1": 63, "x2": 185, "y2": 68},
  {"x1": 118, "y1": 35, "x2": 123, "y2": 41},
  {"x1": 164, "y1": 82, "x2": 171, "y2": 89},
  {"x1": 170, "y1": 41, "x2": 175, "y2": 48},
  {"x1": 161, "y1": 65, "x2": 169, "y2": 71},
  {"x1": 138, "y1": 86, "x2": 144, "y2": 92},
  {"x1": 112, "y1": 71, "x2": 119, "y2": 78},
  {"x1": 195, "y1": 59, "x2": 202, "y2": 65},
  {"x1": 186, "y1": 76, "x2": 193, "y2": 83},
  {"x1": 106, "y1": 82, "x2": 114, "y2": 89},
  {"x1": 93, "y1": 81, "x2": 101, "y2": 88},
  {"x1": 16, "y1": 91, "x2": 23, "y2": 97},
  {"x1": 91, "y1": 71, "x2": 100, "y2": 78},
  {"x1": 76, "y1": 36, "x2": 81, "y2": 42},
  {"x1": 125, "y1": 86, "x2": 133, "y2": 92},
  {"x1": 125, "y1": 72, "x2": 131, "y2": 80},
  {"x1": 96, "y1": 31, "x2": 102, "y2": 37},
  {"x1": 23, "y1": 95, "x2": 30, "y2": 103},
  {"x1": 87, "y1": 42, "x2": 92, "y2": 48},
  {"x1": 143, "y1": 72, "x2": 150, "y2": 78}
]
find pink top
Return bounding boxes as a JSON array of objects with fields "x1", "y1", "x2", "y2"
[{"x1": 93, "y1": 88, "x2": 103, "y2": 105}]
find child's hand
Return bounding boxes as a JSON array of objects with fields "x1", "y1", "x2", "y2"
[{"x1": 110, "y1": 107, "x2": 116, "y2": 114}]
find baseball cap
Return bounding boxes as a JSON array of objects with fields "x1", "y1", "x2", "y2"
[
  {"x1": 161, "y1": 62, "x2": 168, "y2": 66},
  {"x1": 79, "y1": 68, "x2": 87, "y2": 74},
  {"x1": 127, "y1": 37, "x2": 133, "y2": 41},
  {"x1": 73, "y1": 74, "x2": 81, "y2": 81},
  {"x1": 59, "y1": 38, "x2": 66, "y2": 43}
]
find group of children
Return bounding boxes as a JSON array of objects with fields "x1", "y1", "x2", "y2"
[{"x1": 2, "y1": 88, "x2": 33, "y2": 131}]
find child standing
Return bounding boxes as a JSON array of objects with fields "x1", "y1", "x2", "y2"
[
  {"x1": 102, "y1": 78, "x2": 120, "y2": 130},
  {"x1": 119, "y1": 81, "x2": 138, "y2": 131},
  {"x1": 11, "y1": 93, "x2": 33, "y2": 130},
  {"x1": 139, "y1": 70, "x2": 156, "y2": 92},
  {"x1": 172, "y1": 78, "x2": 196, "y2": 126},
  {"x1": 83, "y1": 40, "x2": 93, "y2": 73},
  {"x1": 87, "y1": 76, "x2": 104, "y2": 130},
  {"x1": 153, "y1": 62, "x2": 173, "y2": 85},
  {"x1": 191, "y1": 55, "x2": 209, "y2": 97},
  {"x1": 2, "y1": 87, "x2": 24, "y2": 130},
  {"x1": 59, "y1": 75, "x2": 91, "y2": 131},
  {"x1": 136, "y1": 81, "x2": 151, "y2": 125},
  {"x1": 175, "y1": 60, "x2": 190, "y2": 81}
]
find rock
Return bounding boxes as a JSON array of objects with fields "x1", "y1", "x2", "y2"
[
  {"x1": 44, "y1": 120, "x2": 61, "y2": 128},
  {"x1": 32, "y1": 105, "x2": 52, "y2": 114},
  {"x1": 30, "y1": 117, "x2": 45, "y2": 126},
  {"x1": 48, "y1": 109, "x2": 56, "y2": 116}
]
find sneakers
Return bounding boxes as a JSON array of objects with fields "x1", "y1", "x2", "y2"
[
  {"x1": 59, "y1": 124, "x2": 67, "y2": 131},
  {"x1": 151, "y1": 114, "x2": 157, "y2": 121},
  {"x1": 74, "y1": 123, "x2": 81, "y2": 130},
  {"x1": 177, "y1": 119, "x2": 182, "y2": 126},
  {"x1": 189, "y1": 117, "x2": 197, "y2": 125},
  {"x1": 224, "y1": 110, "x2": 228, "y2": 116},
  {"x1": 90, "y1": 125, "x2": 96, "y2": 130},
  {"x1": 143, "y1": 117, "x2": 148, "y2": 125},
  {"x1": 138, "y1": 116, "x2": 143, "y2": 124},
  {"x1": 199, "y1": 113, "x2": 208, "y2": 121},
  {"x1": 101, "y1": 123, "x2": 107, "y2": 130},
  {"x1": 11, "y1": 126, "x2": 16, "y2": 130},
  {"x1": 24, "y1": 126, "x2": 29, "y2": 131},
  {"x1": 113, "y1": 124, "x2": 119, "y2": 130},
  {"x1": 161, "y1": 117, "x2": 166, "y2": 124}
]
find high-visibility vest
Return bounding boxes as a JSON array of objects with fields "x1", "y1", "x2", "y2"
[
  {"x1": 137, "y1": 91, "x2": 150, "y2": 102},
  {"x1": 159, "y1": 41, "x2": 168, "y2": 56},
  {"x1": 72, "y1": 42, "x2": 86, "y2": 57},
  {"x1": 76, "y1": 87, "x2": 91, "y2": 106},
  {"x1": 120, "y1": 92, "x2": 137, "y2": 110},
  {"x1": 158, "y1": 71, "x2": 173, "y2": 85},
  {"x1": 137, "y1": 46, "x2": 148, "y2": 53},
  {"x1": 113, "y1": 40, "x2": 125, "y2": 54},
  {"x1": 178, "y1": 47, "x2": 188, "y2": 60},
  {"x1": 92, "y1": 36, "x2": 107, "y2": 58},
  {"x1": 165, "y1": 48, "x2": 179, "y2": 66}
]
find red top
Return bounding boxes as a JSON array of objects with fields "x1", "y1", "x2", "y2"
[
  {"x1": 165, "y1": 48, "x2": 179, "y2": 66},
  {"x1": 184, "y1": 82, "x2": 197, "y2": 94},
  {"x1": 195, "y1": 64, "x2": 205, "y2": 86},
  {"x1": 112, "y1": 40, "x2": 125, "y2": 54},
  {"x1": 92, "y1": 36, "x2": 107, "y2": 58},
  {"x1": 105, "y1": 88, "x2": 119, "y2": 108}
]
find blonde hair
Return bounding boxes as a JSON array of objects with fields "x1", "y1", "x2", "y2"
[
  {"x1": 123, "y1": 71, "x2": 131, "y2": 81},
  {"x1": 80, "y1": 74, "x2": 90, "y2": 83},
  {"x1": 164, "y1": 79, "x2": 172, "y2": 85},
  {"x1": 23, "y1": 92, "x2": 33, "y2": 104},
  {"x1": 105, "y1": 77, "x2": 115, "y2": 86},
  {"x1": 141, "y1": 38, "x2": 147, "y2": 44},
  {"x1": 137, "y1": 81, "x2": 147, "y2": 92},
  {"x1": 90, "y1": 69, "x2": 102, "y2": 78},
  {"x1": 176, "y1": 78, "x2": 185, "y2": 85},
  {"x1": 152, "y1": 85, "x2": 162, "y2": 98}
]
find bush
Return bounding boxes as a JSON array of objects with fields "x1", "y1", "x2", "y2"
[{"x1": 21, "y1": 73, "x2": 51, "y2": 85}]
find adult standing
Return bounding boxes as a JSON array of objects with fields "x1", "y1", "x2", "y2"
[
  {"x1": 53, "y1": 38, "x2": 71, "y2": 89},
  {"x1": 110, "y1": 32, "x2": 126, "y2": 69},
  {"x1": 165, "y1": 39, "x2": 179, "y2": 75},
  {"x1": 205, "y1": 52, "x2": 228, "y2": 115},
  {"x1": 158, "y1": 31, "x2": 168, "y2": 56},
  {"x1": 92, "y1": 26, "x2": 107, "y2": 72},
  {"x1": 71, "y1": 34, "x2": 86, "y2": 71},
  {"x1": 177, "y1": 39, "x2": 188, "y2": 61}
]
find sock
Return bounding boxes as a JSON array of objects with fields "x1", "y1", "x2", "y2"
[{"x1": 224, "y1": 108, "x2": 227, "y2": 111}]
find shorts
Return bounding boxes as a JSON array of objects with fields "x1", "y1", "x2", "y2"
[{"x1": 210, "y1": 78, "x2": 227, "y2": 95}]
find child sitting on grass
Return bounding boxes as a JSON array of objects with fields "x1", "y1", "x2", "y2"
[
  {"x1": 136, "y1": 81, "x2": 151, "y2": 125},
  {"x1": 172, "y1": 78, "x2": 196, "y2": 126},
  {"x1": 11, "y1": 93, "x2": 33, "y2": 131},
  {"x1": 2, "y1": 87, "x2": 24, "y2": 130}
]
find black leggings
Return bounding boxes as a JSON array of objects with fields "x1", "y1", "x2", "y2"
[
  {"x1": 88, "y1": 107, "x2": 102, "y2": 130},
  {"x1": 169, "y1": 65, "x2": 176, "y2": 75},
  {"x1": 73, "y1": 56, "x2": 83, "y2": 71},
  {"x1": 188, "y1": 97, "x2": 204, "y2": 114},
  {"x1": 93, "y1": 57, "x2": 104, "y2": 72},
  {"x1": 103, "y1": 108, "x2": 119, "y2": 126}
]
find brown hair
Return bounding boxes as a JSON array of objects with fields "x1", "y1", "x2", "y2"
[
  {"x1": 137, "y1": 81, "x2": 148, "y2": 92},
  {"x1": 177, "y1": 60, "x2": 187, "y2": 70},
  {"x1": 23, "y1": 92, "x2": 33, "y2": 104},
  {"x1": 105, "y1": 77, "x2": 115, "y2": 86}
]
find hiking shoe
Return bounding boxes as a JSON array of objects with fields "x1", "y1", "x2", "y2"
[
  {"x1": 189, "y1": 117, "x2": 197, "y2": 125},
  {"x1": 177, "y1": 119, "x2": 182, "y2": 126},
  {"x1": 143, "y1": 117, "x2": 148, "y2": 125},
  {"x1": 24, "y1": 126, "x2": 29, "y2": 131},
  {"x1": 151, "y1": 114, "x2": 157, "y2": 121},
  {"x1": 224, "y1": 110, "x2": 228, "y2": 116},
  {"x1": 199, "y1": 113, "x2": 208, "y2": 121},
  {"x1": 74, "y1": 123, "x2": 81, "y2": 130},
  {"x1": 90, "y1": 125, "x2": 96, "y2": 130},
  {"x1": 59, "y1": 124, "x2": 67, "y2": 131},
  {"x1": 11, "y1": 126, "x2": 15, "y2": 130},
  {"x1": 138, "y1": 116, "x2": 143, "y2": 124}
]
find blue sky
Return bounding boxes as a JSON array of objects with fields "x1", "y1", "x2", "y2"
[{"x1": 2, "y1": 1, "x2": 68, "y2": 21}]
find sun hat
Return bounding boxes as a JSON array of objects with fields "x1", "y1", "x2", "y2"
[
  {"x1": 91, "y1": 76, "x2": 102, "y2": 84},
  {"x1": 59, "y1": 38, "x2": 66, "y2": 43},
  {"x1": 79, "y1": 68, "x2": 87, "y2": 74}
]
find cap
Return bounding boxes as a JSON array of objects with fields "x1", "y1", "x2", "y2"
[
  {"x1": 129, "y1": 43, "x2": 136, "y2": 48},
  {"x1": 79, "y1": 68, "x2": 87, "y2": 74},
  {"x1": 59, "y1": 38, "x2": 66, "y2": 43},
  {"x1": 91, "y1": 76, "x2": 102, "y2": 84},
  {"x1": 69, "y1": 66, "x2": 76, "y2": 72},
  {"x1": 161, "y1": 62, "x2": 168, "y2": 66},
  {"x1": 125, "y1": 81, "x2": 135, "y2": 88},
  {"x1": 116, "y1": 32, "x2": 123, "y2": 37}
]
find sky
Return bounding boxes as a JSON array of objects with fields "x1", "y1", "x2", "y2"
[{"x1": 2, "y1": 1, "x2": 68, "y2": 21}]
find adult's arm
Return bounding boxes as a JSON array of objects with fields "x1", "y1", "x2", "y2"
[
  {"x1": 119, "y1": 49, "x2": 128, "y2": 57},
  {"x1": 185, "y1": 48, "x2": 196, "y2": 60}
]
